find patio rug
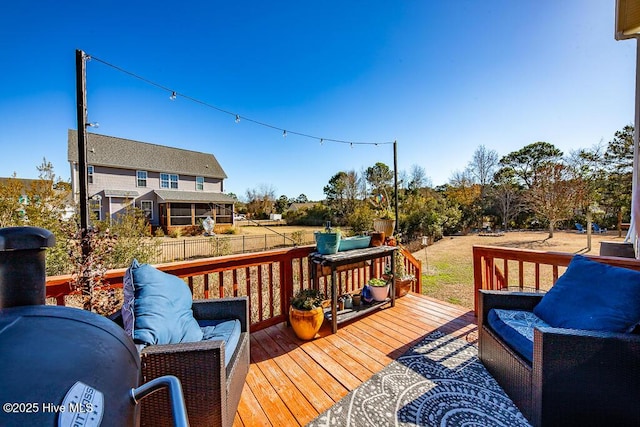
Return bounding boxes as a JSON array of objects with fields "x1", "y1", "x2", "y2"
[{"x1": 306, "y1": 330, "x2": 532, "y2": 427}]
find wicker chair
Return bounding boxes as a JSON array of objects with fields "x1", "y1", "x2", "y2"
[
  {"x1": 478, "y1": 290, "x2": 640, "y2": 427},
  {"x1": 112, "y1": 297, "x2": 250, "y2": 427}
]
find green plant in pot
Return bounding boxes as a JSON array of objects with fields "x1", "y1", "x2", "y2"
[
  {"x1": 391, "y1": 251, "x2": 416, "y2": 298},
  {"x1": 366, "y1": 277, "x2": 390, "y2": 302},
  {"x1": 289, "y1": 288, "x2": 325, "y2": 340}
]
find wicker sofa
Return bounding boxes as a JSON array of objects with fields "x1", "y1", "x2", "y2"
[
  {"x1": 479, "y1": 288, "x2": 640, "y2": 427},
  {"x1": 112, "y1": 297, "x2": 250, "y2": 427}
]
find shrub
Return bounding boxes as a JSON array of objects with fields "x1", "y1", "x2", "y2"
[
  {"x1": 209, "y1": 236, "x2": 232, "y2": 256},
  {"x1": 183, "y1": 225, "x2": 202, "y2": 236},
  {"x1": 347, "y1": 205, "x2": 376, "y2": 235}
]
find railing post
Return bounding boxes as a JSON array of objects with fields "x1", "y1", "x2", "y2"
[
  {"x1": 281, "y1": 251, "x2": 294, "y2": 325},
  {"x1": 472, "y1": 246, "x2": 483, "y2": 316}
]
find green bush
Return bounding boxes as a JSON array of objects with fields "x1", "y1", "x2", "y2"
[{"x1": 347, "y1": 205, "x2": 376, "y2": 235}]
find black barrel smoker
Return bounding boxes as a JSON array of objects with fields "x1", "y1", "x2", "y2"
[{"x1": 0, "y1": 227, "x2": 189, "y2": 427}]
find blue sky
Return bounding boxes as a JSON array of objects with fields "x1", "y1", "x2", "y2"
[{"x1": 0, "y1": 1, "x2": 636, "y2": 201}]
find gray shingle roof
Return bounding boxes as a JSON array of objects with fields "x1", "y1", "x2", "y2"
[
  {"x1": 154, "y1": 190, "x2": 236, "y2": 203},
  {"x1": 68, "y1": 130, "x2": 227, "y2": 179}
]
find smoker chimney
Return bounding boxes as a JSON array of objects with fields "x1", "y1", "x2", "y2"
[{"x1": 0, "y1": 226, "x2": 55, "y2": 308}]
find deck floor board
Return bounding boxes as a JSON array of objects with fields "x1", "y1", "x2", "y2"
[{"x1": 233, "y1": 293, "x2": 476, "y2": 427}]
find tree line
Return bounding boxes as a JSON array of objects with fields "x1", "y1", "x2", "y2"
[
  {"x1": 1, "y1": 123, "x2": 633, "y2": 280},
  {"x1": 241, "y1": 125, "x2": 634, "y2": 243}
]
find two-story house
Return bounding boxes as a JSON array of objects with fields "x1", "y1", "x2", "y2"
[{"x1": 67, "y1": 130, "x2": 236, "y2": 233}]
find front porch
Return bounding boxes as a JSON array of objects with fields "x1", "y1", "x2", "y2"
[{"x1": 232, "y1": 292, "x2": 476, "y2": 426}]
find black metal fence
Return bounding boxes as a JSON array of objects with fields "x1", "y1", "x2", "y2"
[{"x1": 143, "y1": 231, "x2": 317, "y2": 264}]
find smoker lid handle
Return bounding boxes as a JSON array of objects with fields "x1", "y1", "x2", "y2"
[{"x1": 131, "y1": 375, "x2": 189, "y2": 427}]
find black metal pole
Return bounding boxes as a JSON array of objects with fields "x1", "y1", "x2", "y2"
[
  {"x1": 75, "y1": 49, "x2": 89, "y2": 257},
  {"x1": 393, "y1": 140, "x2": 399, "y2": 240}
]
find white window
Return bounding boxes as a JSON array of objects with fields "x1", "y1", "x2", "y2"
[
  {"x1": 140, "y1": 200, "x2": 153, "y2": 220},
  {"x1": 137, "y1": 170, "x2": 147, "y2": 187},
  {"x1": 87, "y1": 165, "x2": 94, "y2": 184},
  {"x1": 196, "y1": 176, "x2": 204, "y2": 191},
  {"x1": 161, "y1": 173, "x2": 179, "y2": 189}
]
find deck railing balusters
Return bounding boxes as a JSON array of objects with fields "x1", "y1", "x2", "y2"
[{"x1": 45, "y1": 245, "x2": 421, "y2": 331}]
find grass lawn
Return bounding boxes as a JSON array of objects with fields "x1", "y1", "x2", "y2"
[{"x1": 412, "y1": 230, "x2": 628, "y2": 310}]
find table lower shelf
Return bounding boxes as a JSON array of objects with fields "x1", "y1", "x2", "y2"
[{"x1": 324, "y1": 298, "x2": 391, "y2": 325}]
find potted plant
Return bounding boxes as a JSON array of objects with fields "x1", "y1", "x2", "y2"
[
  {"x1": 314, "y1": 222, "x2": 341, "y2": 255},
  {"x1": 373, "y1": 209, "x2": 395, "y2": 238},
  {"x1": 392, "y1": 251, "x2": 416, "y2": 298},
  {"x1": 289, "y1": 288, "x2": 325, "y2": 340},
  {"x1": 366, "y1": 277, "x2": 390, "y2": 302}
]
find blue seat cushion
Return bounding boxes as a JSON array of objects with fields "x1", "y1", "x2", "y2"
[
  {"x1": 487, "y1": 309, "x2": 550, "y2": 363},
  {"x1": 122, "y1": 259, "x2": 203, "y2": 346},
  {"x1": 199, "y1": 319, "x2": 242, "y2": 367},
  {"x1": 533, "y1": 255, "x2": 640, "y2": 333}
]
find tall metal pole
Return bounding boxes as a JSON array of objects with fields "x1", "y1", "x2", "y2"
[
  {"x1": 75, "y1": 49, "x2": 89, "y2": 258},
  {"x1": 393, "y1": 140, "x2": 399, "y2": 240}
]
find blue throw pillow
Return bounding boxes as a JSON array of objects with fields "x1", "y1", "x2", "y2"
[
  {"x1": 533, "y1": 254, "x2": 640, "y2": 332},
  {"x1": 122, "y1": 259, "x2": 203, "y2": 346}
]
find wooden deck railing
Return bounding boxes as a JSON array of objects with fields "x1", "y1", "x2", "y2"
[
  {"x1": 472, "y1": 244, "x2": 640, "y2": 315},
  {"x1": 46, "y1": 245, "x2": 422, "y2": 331}
]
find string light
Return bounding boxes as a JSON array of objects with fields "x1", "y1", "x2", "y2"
[{"x1": 86, "y1": 53, "x2": 395, "y2": 146}]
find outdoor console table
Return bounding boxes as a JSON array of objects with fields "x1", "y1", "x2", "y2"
[{"x1": 309, "y1": 245, "x2": 398, "y2": 333}]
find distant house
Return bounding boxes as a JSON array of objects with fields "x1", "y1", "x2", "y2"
[
  {"x1": 67, "y1": 130, "x2": 236, "y2": 233},
  {"x1": 286, "y1": 202, "x2": 317, "y2": 213},
  {"x1": 0, "y1": 177, "x2": 75, "y2": 221}
]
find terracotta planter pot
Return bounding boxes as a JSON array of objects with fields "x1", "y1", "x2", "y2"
[
  {"x1": 289, "y1": 306, "x2": 324, "y2": 340},
  {"x1": 352, "y1": 294, "x2": 362, "y2": 306},
  {"x1": 369, "y1": 232, "x2": 385, "y2": 246},
  {"x1": 395, "y1": 278, "x2": 415, "y2": 298}
]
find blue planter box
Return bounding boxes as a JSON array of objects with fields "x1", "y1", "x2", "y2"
[
  {"x1": 315, "y1": 232, "x2": 341, "y2": 254},
  {"x1": 338, "y1": 236, "x2": 371, "y2": 251}
]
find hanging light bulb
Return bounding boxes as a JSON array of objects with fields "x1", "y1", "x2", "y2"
[
  {"x1": 235, "y1": 114, "x2": 240, "y2": 123},
  {"x1": 169, "y1": 91, "x2": 177, "y2": 101},
  {"x1": 320, "y1": 138, "x2": 324, "y2": 145},
  {"x1": 283, "y1": 130, "x2": 287, "y2": 138},
  {"x1": 350, "y1": 142, "x2": 353, "y2": 149}
]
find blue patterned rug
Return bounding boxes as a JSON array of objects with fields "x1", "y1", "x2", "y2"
[{"x1": 307, "y1": 330, "x2": 531, "y2": 427}]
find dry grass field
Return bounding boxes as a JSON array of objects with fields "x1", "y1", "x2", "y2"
[{"x1": 413, "y1": 230, "x2": 629, "y2": 310}]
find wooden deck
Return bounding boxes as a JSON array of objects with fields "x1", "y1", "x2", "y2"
[{"x1": 232, "y1": 293, "x2": 478, "y2": 426}]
